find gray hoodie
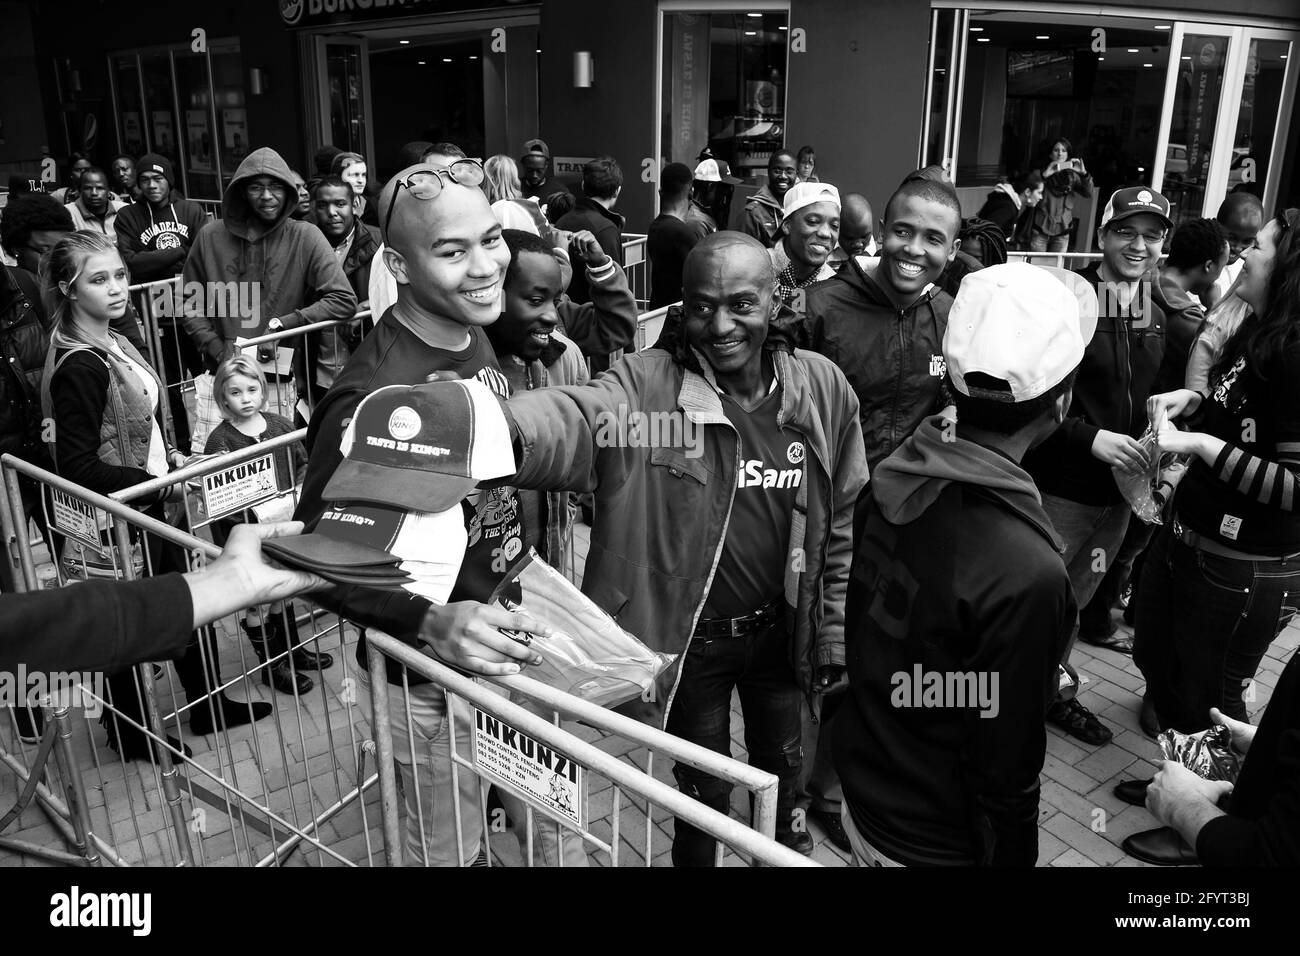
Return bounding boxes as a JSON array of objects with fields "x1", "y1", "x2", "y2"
[{"x1": 181, "y1": 147, "x2": 357, "y2": 365}]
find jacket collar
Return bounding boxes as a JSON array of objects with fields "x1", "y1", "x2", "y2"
[
  {"x1": 574, "y1": 195, "x2": 625, "y2": 230},
  {"x1": 993, "y1": 182, "x2": 1021, "y2": 210},
  {"x1": 678, "y1": 348, "x2": 833, "y2": 471}
]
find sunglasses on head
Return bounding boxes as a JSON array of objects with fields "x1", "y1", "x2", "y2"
[{"x1": 382, "y1": 160, "x2": 486, "y2": 239}]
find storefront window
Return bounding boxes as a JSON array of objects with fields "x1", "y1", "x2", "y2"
[
  {"x1": 174, "y1": 50, "x2": 220, "y2": 200},
  {"x1": 955, "y1": 10, "x2": 1170, "y2": 220},
  {"x1": 112, "y1": 56, "x2": 147, "y2": 157},
  {"x1": 660, "y1": 10, "x2": 789, "y2": 181},
  {"x1": 1231, "y1": 38, "x2": 1292, "y2": 202},
  {"x1": 326, "y1": 42, "x2": 368, "y2": 156},
  {"x1": 141, "y1": 51, "x2": 182, "y2": 190},
  {"x1": 212, "y1": 43, "x2": 249, "y2": 183}
]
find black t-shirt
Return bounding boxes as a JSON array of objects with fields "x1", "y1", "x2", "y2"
[
  {"x1": 1176, "y1": 334, "x2": 1300, "y2": 553},
  {"x1": 647, "y1": 213, "x2": 706, "y2": 309},
  {"x1": 703, "y1": 386, "x2": 798, "y2": 619}
]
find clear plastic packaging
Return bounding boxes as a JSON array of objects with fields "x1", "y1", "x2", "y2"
[
  {"x1": 1158, "y1": 724, "x2": 1242, "y2": 783},
  {"x1": 490, "y1": 549, "x2": 676, "y2": 709},
  {"x1": 1115, "y1": 425, "x2": 1190, "y2": 525}
]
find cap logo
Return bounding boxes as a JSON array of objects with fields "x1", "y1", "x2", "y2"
[
  {"x1": 1136, "y1": 190, "x2": 1153, "y2": 204},
  {"x1": 387, "y1": 406, "x2": 421, "y2": 441}
]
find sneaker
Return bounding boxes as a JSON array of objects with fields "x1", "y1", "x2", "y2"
[
  {"x1": 778, "y1": 829, "x2": 815, "y2": 856},
  {"x1": 1078, "y1": 628, "x2": 1133, "y2": 654},
  {"x1": 1047, "y1": 697, "x2": 1113, "y2": 746},
  {"x1": 809, "y1": 807, "x2": 851, "y2": 854}
]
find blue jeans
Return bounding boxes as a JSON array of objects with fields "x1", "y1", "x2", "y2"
[
  {"x1": 1133, "y1": 524, "x2": 1300, "y2": 733},
  {"x1": 665, "y1": 619, "x2": 803, "y2": 866}
]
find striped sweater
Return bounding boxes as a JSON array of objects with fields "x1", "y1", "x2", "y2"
[{"x1": 1175, "y1": 340, "x2": 1300, "y2": 553}]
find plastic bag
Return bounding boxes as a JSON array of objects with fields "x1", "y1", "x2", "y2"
[
  {"x1": 1115, "y1": 425, "x2": 1190, "y2": 525},
  {"x1": 1158, "y1": 724, "x2": 1242, "y2": 783},
  {"x1": 490, "y1": 549, "x2": 676, "y2": 709}
]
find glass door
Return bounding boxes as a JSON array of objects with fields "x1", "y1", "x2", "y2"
[{"x1": 315, "y1": 35, "x2": 374, "y2": 161}]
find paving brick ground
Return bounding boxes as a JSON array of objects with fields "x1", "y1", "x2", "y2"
[{"x1": 2, "y1": 521, "x2": 1290, "y2": 867}]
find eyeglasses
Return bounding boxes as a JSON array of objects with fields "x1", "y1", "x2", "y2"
[
  {"x1": 1110, "y1": 225, "x2": 1167, "y2": 245},
  {"x1": 246, "y1": 182, "x2": 286, "y2": 197},
  {"x1": 381, "y1": 160, "x2": 486, "y2": 239}
]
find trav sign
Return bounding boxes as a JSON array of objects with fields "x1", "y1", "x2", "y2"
[
  {"x1": 469, "y1": 705, "x2": 587, "y2": 830},
  {"x1": 279, "y1": 0, "x2": 525, "y2": 28}
]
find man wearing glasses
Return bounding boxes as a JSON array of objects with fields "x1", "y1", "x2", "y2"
[
  {"x1": 1022, "y1": 187, "x2": 1172, "y2": 747},
  {"x1": 296, "y1": 161, "x2": 557, "y2": 866}
]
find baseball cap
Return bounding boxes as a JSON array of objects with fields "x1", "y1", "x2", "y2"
[
  {"x1": 263, "y1": 501, "x2": 467, "y2": 603},
  {"x1": 944, "y1": 262, "x2": 1099, "y2": 402},
  {"x1": 782, "y1": 182, "x2": 841, "y2": 220},
  {"x1": 522, "y1": 138, "x2": 550, "y2": 159},
  {"x1": 1100, "y1": 187, "x2": 1172, "y2": 231},
  {"x1": 324, "y1": 378, "x2": 516, "y2": 512},
  {"x1": 693, "y1": 158, "x2": 742, "y2": 185}
]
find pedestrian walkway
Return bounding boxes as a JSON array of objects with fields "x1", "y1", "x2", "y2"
[{"x1": 2, "y1": 519, "x2": 1291, "y2": 867}]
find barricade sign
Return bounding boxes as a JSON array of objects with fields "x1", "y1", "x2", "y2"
[
  {"x1": 187, "y1": 452, "x2": 280, "y2": 526},
  {"x1": 470, "y1": 704, "x2": 587, "y2": 829},
  {"x1": 49, "y1": 488, "x2": 105, "y2": 553}
]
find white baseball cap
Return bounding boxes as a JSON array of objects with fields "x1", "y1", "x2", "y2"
[
  {"x1": 944, "y1": 263, "x2": 1099, "y2": 402},
  {"x1": 693, "y1": 158, "x2": 741, "y2": 185},
  {"x1": 782, "y1": 181, "x2": 841, "y2": 221}
]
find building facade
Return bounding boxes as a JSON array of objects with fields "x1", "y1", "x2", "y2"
[{"x1": 4, "y1": 0, "x2": 1297, "y2": 239}]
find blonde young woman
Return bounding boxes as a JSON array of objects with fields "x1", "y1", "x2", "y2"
[
  {"x1": 483, "y1": 154, "x2": 552, "y2": 238},
  {"x1": 40, "y1": 231, "x2": 271, "y2": 761}
]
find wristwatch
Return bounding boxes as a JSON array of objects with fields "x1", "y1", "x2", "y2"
[{"x1": 267, "y1": 318, "x2": 284, "y2": 333}]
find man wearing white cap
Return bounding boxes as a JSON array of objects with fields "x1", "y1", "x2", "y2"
[
  {"x1": 835, "y1": 262, "x2": 1097, "y2": 867},
  {"x1": 770, "y1": 181, "x2": 841, "y2": 306}
]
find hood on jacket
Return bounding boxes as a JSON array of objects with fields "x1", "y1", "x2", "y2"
[
  {"x1": 831, "y1": 254, "x2": 940, "y2": 316},
  {"x1": 222, "y1": 147, "x2": 298, "y2": 243},
  {"x1": 746, "y1": 185, "x2": 783, "y2": 213},
  {"x1": 872, "y1": 415, "x2": 1062, "y2": 549},
  {"x1": 988, "y1": 182, "x2": 1021, "y2": 210}
]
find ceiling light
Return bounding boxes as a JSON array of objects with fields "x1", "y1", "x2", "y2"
[
  {"x1": 1128, "y1": 48, "x2": 1139, "y2": 53},
  {"x1": 399, "y1": 40, "x2": 410, "y2": 45},
  {"x1": 1036, "y1": 35, "x2": 1049, "y2": 40},
  {"x1": 443, "y1": 57, "x2": 452, "y2": 62},
  {"x1": 976, "y1": 37, "x2": 990, "y2": 42},
  {"x1": 744, "y1": 30, "x2": 756, "y2": 36},
  {"x1": 778, "y1": 25, "x2": 787, "y2": 30},
  {"x1": 1098, "y1": 56, "x2": 1105, "y2": 61},
  {"x1": 747, "y1": 11, "x2": 762, "y2": 16},
  {"x1": 1143, "y1": 62, "x2": 1153, "y2": 67},
  {"x1": 969, "y1": 26, "x2": 983, "y2": 32},
  {"x1": 1155, "y1": 24, "x2": 1171, "y2": 30},
  {"x1": 418, "y1": 60, "x2": 426, "y2": 65},
  {"x1": 1182, "y1": 55, "x2": 1191, "y2": 60}
]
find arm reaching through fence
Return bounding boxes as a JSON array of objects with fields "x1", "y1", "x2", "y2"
[{"x1": 0, "y1": 523, "x2": 326, "y2": 672}]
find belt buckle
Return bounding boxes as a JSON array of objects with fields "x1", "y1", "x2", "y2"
[{"x1": 727, "y1": 618, "x2": 741, "y2": 639}]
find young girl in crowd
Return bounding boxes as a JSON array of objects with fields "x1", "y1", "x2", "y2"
[
  {"x1": 40, "y1": 231, "x2": 271, "y2": 760},
  {"x1": 205, "y1": 354, "x2": 326, "y2": 695}
]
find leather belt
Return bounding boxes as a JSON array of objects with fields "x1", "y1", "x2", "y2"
[
  {"x1": 693, "y1": 599, "x2": 783, "y2": 640},
  {"x1": 1171, "y1": 514, "x2": 1300, "y2": 563}
]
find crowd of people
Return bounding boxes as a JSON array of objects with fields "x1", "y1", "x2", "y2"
[{"x1": 1, "y1": 129, "x2": 1297, "y2": 869}]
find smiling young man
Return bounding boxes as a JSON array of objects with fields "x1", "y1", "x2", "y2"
[
  {"x1": 295, "y1": 163, "x2": 553, "y2": 866},
  {"x1": 503, "y1": 231, "x2": 867, "y2": 864},
  {"x1": 1022, "y1": 187, "x2": 1171, "y2": 746},
  {"x1": 769, "y1": 181, "x2": 841, "y2": 306},
  {"x1": 742, "y1": 150, "x2": 797, "y2": 248},
  {"x1": 797, "y1": 177, "x2": 961, "y2": 471}
]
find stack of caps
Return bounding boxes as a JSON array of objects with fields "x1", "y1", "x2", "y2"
[{"x1": 263, "y1": 377, "x2": 515, "y2": 604}]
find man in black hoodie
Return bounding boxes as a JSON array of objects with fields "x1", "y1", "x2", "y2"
[
  {"x1": 1023, "y1": 187, "x2": 1171, "y2": 746},
  {"x1": 836, "y1": 262, "x2": 1095, "y2": 866}
]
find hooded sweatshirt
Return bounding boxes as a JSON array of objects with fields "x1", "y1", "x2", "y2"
[
  {"x1": 114, "y1": 154, "x2": 210, "y2": 283},
  {"x1": 835, "y1": 416, "x2": 1075, "y2": 866},
  {"x1": 742, "y1": 185, "x2": 784, "y2": 248},
  {"x1": 796, "y1": 255, "x2": 952, "y2": 470},
  {"x1": 181, "y1": 147, "x2": 357, "y2": 367}
]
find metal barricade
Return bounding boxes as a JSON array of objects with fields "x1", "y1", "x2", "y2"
[
  {"x1": 1, "y1": 453, "x2": 818, "y2": 867},
  {"x1": 1, "y1": 451, "x2": 382, "y2": 868}
]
